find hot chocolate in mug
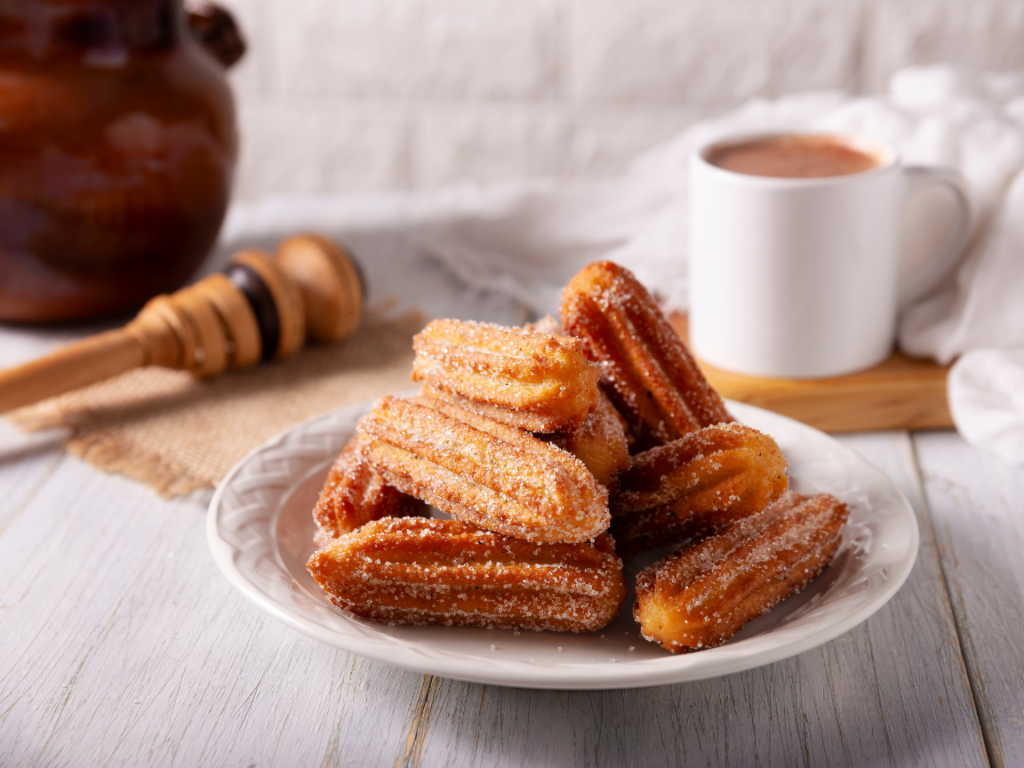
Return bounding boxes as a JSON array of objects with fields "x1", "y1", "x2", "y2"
[{"x1": 688, "y1": 133, "x2": 974, "y2": 379}]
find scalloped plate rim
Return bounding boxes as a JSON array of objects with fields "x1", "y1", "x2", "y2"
[{"x1": 208, "y1": 398, "x2": 919, "y2": 690}]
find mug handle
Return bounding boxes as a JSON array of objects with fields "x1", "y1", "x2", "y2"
[{"x1": 898, "y1": 166, "x2": 975, "y2": 308}]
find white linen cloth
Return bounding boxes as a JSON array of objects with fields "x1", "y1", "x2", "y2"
[{"x1": 223, "y1": 66, "x2": 1024, "y2": 465}]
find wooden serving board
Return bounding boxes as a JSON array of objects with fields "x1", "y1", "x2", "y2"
[{"x1": 669, "y1": 314, "x2": 953, "y2": 433}]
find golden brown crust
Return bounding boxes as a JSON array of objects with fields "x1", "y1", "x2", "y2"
[
  {"x1": 420, "y1": 385, "x2": 563, "y2": 435},
  {"x1": 411, "y1": 319, "x2": 600, "y2": 433},
  {"x1": 356, "y1": 395, "x2": 610, "y2": 544},
  {"x1": 545, "y1": 391, "x2": 631, "y2": 491},
  {"x1": 313, "y1": 438, "x2": 426, "y2": 546},
  {"x1": 634, "y1": 492, "x2": 849, "y2": 653},
  {"x1": 307, "y1": 518, "x2": 626, "y2": 632},
  {"x1": 610, "y1": 423, "x2": 789, "y2": 556},
  {"x1": 560, "y1": 261, "x2": 733, "y2": 450}
]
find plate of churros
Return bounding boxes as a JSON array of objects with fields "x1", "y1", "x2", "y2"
[{"x1": 208, "y1": 261, "x2": 919, "y2": 690}]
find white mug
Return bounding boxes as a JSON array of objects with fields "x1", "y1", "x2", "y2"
[{"x1": 688, "y1": 132, "x2": 974, "y2": 379}]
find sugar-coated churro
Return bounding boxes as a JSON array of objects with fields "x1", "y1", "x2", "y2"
[
  {"x1": 307, "y1": 517, "x2": 626, "y2": 632},
  {"x1": 610, "y1": 422, "x2": 788, "y2": 556},
  {"x1": 411, "y1": 318, "x2": 600, "y2": 433},
  {"x1": 313, "y1": 438, "x2": 426, "y2": 547},
  {"x1": 545, "y1": 391, "x2": 631, "y2": 491},
  {"x1": 356, "y1": 395, "x2": 610, "y2": 543},
  {"x1": 561, "y1": 261, "x2": 733, "y2": 450},
  {"x1": 634, "y1": 492, "x2": 849, "y2": 653}
]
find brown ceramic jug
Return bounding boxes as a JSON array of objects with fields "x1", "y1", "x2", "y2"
[{"x1": 0, "y1": 0, "x2": 241, "y2": 322}]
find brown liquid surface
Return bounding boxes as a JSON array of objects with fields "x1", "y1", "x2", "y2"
[{"x1": 706, "y1": 135, "x2": 881, "y2": 179}]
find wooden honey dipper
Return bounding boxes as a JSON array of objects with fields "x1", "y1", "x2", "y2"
[{"x1": 0, "y1": 234, "x2": 364, "y2": 413}]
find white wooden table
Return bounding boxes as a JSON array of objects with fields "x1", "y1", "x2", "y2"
[{"x1": 1, "y1": 318, "x2": 1021, "y2": 768}]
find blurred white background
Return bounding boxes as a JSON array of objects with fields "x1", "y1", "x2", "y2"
[{"x1": 221, "y1": 0, "x2": 1024, "y2": 201}]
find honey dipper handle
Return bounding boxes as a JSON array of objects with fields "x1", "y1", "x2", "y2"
[{"x1": 0, "y1": 329, "x2": 145, "y2": 413}]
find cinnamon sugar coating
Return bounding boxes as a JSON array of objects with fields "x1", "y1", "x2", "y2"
[
  {"x1": 411, "y1": 318, "x2": 600, "y2": 433},
  {"x1": 560, "y1": 261, "x2": 733, "y2": 450},
  {"x1": 307, "y1": 517, "x2": 626, "y2": 632},
  {"x1": 313, "y1": 438, "x2": 426, "y2": 547},
  {"x1": 421, "y1": 385, "x2": 570, "y2": 435},
  {"x1": 634, "y1": 492, "x2": 849, "y2": 653},
  {"x1": 611, "y1": 423, "x2": 789, "y2": 556},
  {"x1": 356, "y1": 395, "x2": 610, "y2": 544},
  {"x1": 545, "y1": 391, "x2": 631, "y2": 492}
]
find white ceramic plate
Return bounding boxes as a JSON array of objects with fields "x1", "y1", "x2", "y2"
[{"x1": 208, "y1": 400, "x2": 918, "y2": 690}]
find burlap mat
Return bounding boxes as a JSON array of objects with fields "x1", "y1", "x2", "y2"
[{"x1": 9, "y1": 307, "x2": 426, "y2": 497}]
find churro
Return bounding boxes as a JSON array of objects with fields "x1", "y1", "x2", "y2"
[
  {"x1": 356, "y1": 395, "x2": 610, "y2": 543},
  {"x1": 634, "y1": 492, "x2": 849, "y2": 653},
  {"x1": 313, "y1": 438, "x2": 426, "y2": 546},
  {"x1": 412, "y1": 318, "x2": 600, "y2": 433},
  {"x1": 307, "y1": 517, "x2": 626, "y2": 632},
  {"x1": 610, "y1": 423, "x2": 789, "y2": 556},
  {"x1": 545, "y1": 391, "x2": 631, "y2": 491},
  {"x1": 561, "y1": 261, "x2": 733, "y2": 450}
]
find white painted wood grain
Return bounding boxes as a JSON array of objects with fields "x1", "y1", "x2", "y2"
[
  {"x1": 0, "y1": 421, "x2": 67, "y2": 536},
  {"x1": 403, "y1": 432, "x2": 988, "y2": 768},
  {"x1": 914, "y1": 430, "x2": 1024, "y2": 768},
  {"x1": 0, "y1": 452, "x2": 430, "y2": 768}
]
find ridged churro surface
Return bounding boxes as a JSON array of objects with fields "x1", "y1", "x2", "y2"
[
  {"x1": 546, "y1": 391, "x2": 631, "y2": 491},
  {"x1": 561, "y1": 261, "x2": 733, "y2": 450},
  {"x1": 411, "y1": 319, "x2": 600, "y2": 433},
  {"x1": 611, "y1": 423, "x2": 788, "y2": 556},
  {"x1": 634, "y1": 492, "x2": 849, "y2": 653},
  {"x1": 357, "y1": 395, "x2": 610, "y2": 543},
  {"x1": 313, "y1": 438, "x2": 425, "y2": 546},
  {"x1": 307, "y1": 518, "x2": 626, "y2": 632}
]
